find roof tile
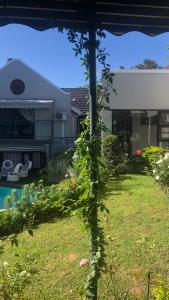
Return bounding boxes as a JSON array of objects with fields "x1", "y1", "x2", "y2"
[{"x1": 62, "y1": 87, "x2": 89, "y2": 114}]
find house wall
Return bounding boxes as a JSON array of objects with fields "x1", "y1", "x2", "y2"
[
  {"x1": 102, "y1": 70, "x2": 169, "y2": 151},
  {"x1": 107, "y1": 70, "x2": 169, "y2": 110},
  {"x1": 71, "y1": 111, "x2": 78, "y2": 138},
  {"x1": 102, "y1": 110, "x2": 158, "y2": 153},
  {"x1": 0, "y1": 59, "x2": 73, "y2": 138},
  {"x1": 101, "y1": 110, "x2": 112, "y2": 137},
  {"x1": 35, "y1": 109, "x2": 52, "y2": 140}
]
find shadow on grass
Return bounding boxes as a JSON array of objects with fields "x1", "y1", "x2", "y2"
[
  {"x1": 30, "y1": 214, "x2": 69, "y2": 234},
  {"x1": 104, "y1": 173, "x2": 141, "y2": 200}
]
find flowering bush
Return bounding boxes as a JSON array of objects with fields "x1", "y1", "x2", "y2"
[
  {"x1": 152, "y1": 153, "x2": 169, "y2": 186},
  {"x1": 142, "y1": 146, "x2": 165, "y2": 170},
  {"x1": 40, "y1": 154, "x2": 72, "y2": 183},
  {"x1": 0, "y1": 260, "x2": 31, "y2": 300}
]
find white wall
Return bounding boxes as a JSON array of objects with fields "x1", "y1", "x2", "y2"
[
  {"x1": 0, "y1": 59, "x2": 73, "y2": 137},
  {"x1": 107, "y1": 70, "x2": 169, "y2": 110},
  {"x1": 102, "y1": 70, "x2": 169, "y2": 150},
  {"x1": 71, "y1": 111, "x2": 79, "y2": 138},
  {"x1": 101, "y1": 109, "x2": 112, "y2": 137}
]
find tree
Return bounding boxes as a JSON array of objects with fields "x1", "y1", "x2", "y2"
[{"x1": 134, "y1": 58, "x2": 162, "y2": 69}]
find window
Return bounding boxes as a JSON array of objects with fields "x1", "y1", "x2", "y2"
[
  {"x1": 160, "y1": 127, "x2": 169, "y2": 139},
  {"x1": 10, "y1": 79, "x2": 25, "y2": 95},
  {"x1": 0, "y1": 109, "x2": 35, "y2": 138},
  {"x1": 141, "y1": 111, "x2": 158, "y2": 125},
  {"x1": 160, "y1": 112, "x2": 169, "y2": 124}
]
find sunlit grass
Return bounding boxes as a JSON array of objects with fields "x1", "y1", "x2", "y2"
[
  {"x1": 1, "y1": 217, "x2": 88, "y2": 299},
  {"x1": 1, "y1": 174, "x2": 169, "y2": 299},
  {"x1": 99, "y1": 174, "x2": 169, "y2": 299}
]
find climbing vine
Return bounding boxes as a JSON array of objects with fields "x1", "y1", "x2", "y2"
[
  {"x1": 66, "y1": 29, "x2": 115, "y2": 105},
  {"x1": 62, "y1": 28, "x2": 113, "y2": 299}
]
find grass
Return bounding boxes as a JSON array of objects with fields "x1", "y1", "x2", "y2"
[
  {"x1": 1, "y1": 217, "x2": 88, "y2": 300},
  {"x1": 99, "y1": 174, "x2": 169, "y2": 299},
  {"x1": 1, "y1": 173, "x2": 169, "y2": 299}
]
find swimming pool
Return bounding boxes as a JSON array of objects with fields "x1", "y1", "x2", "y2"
[{"x1": 0, "y1": 186, "x2": 22, "y2": 210}]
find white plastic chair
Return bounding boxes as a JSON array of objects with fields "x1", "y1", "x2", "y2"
[
  {"x1": 7, "y1": 163, "x2": 23, "y2": 182},
  {"x1": 1, "y1": 160, "x2": 14, "y2": 178},
  {"x1": 20, "y1": 160, "x2": 32, "y2": 178}
]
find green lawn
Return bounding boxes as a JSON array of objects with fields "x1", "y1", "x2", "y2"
[
  {"x1": 99, "y1": 174, "x2": 169, "y2": 299},
  {"x1": 1, "y1": 174, "x2": 169, "y2": 299}
]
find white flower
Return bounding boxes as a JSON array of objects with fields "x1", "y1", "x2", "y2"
[
  {"x1": 156, "y1": 159, "x2": 163, "y2": 164},
  {"x1": 19, "y1": 270, "x2": 27, "y2": 277},
  {"x1": 155, "y1": 175, "x2": 160, "y2": 180},
  {"x1": 164, "y1": 153, "x2": 169, "y2": 160},
  {"x1": 3, "y1": 261, "x2": 8, "y2": 267},
  {"x1": 152, "y1": 169, "x2": 156, "y2": 174}
]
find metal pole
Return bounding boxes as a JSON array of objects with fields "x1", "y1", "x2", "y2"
[
  {"x1": 89, "y1": 27, "x2": 97, "y2": 135},
  {"x1": 88, "y1": 2, "x2": 98, "y2": 298}
]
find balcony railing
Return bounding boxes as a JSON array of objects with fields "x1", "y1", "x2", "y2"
[
  {"x1": 51, "y1": 137, "x2": 76, "y2": 155},
  {"x1": 0, "y1": 120, "x2": 77, "y2": 156}
]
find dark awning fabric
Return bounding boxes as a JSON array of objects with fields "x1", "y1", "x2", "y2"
[{"x1": 1, "y1": 1, "x2": 169, "y2": 36}]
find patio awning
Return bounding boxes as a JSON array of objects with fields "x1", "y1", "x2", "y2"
[
  {"x1": 0, "y1": 99, "x2": 53, "y2": 108},
  {"x1": 0, "y1": 1, "x2": 169, "y2": 36}
]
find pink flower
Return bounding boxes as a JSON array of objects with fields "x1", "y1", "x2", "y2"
[
  {"x1": 79, "y1": 258, "x2": 89, "y2": 267},
  {"x1": 64, "y1": 173, "x2": 69, "y2": 178}
]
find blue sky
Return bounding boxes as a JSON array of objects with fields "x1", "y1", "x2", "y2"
[{"x1": 0, "y1": 24, "x2": 169, "y2": 87}]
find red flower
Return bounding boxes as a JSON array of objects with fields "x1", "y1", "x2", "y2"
[{"x1": 135, "y1": 149, "x2": 142, "y2": 156}]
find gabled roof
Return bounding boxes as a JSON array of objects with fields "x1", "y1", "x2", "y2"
[
  {"x1": 62, "y1": 87, "x2": 89, "y2": 114},
  {"x1": 1, "y1": 58, "x2": 68, "y2": 97}
]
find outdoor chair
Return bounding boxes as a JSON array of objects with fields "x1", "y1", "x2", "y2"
[
  {"x1": 1, "y1": 160, "x2": 14, "y2": 178},
  {"x1": 20, "y1": 160, "x2": 32, "y2": 178},
  {"x1": 7, "y1": 163, "x2": 23, "y2": 182}
]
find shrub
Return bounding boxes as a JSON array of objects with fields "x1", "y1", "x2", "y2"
[
  {"x1": 0, "y1": 178, "x2": 79, "y2": 237},
  {"x1": 40, "y1": 154, "x2": 71, "y2": 183},
  {"x1": 152, "y1": 153, "x2": 169, "y2": 187},
  {"x1": 142, "y1": 146, "x2": 165, "y2": 169},
  {"x1": 0, "y1": 211, "x2": 23, "y2": 237},
  {"x1": 102, "y1": 134, "x2": 126, "y2": 175},
  {"x1": 153, "y1": 283, "x2": 169, "y2": 299},
  {"x1": 31, "y1": 178, "x2": 78, "y2": 220},
  {"x1": 0, "y1": 260, "x2": 31, "y2": 300}
]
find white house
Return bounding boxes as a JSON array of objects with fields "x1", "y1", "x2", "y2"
[
  {"x1": 0, "y1": 59, "x2": 82, "y2": 168},
  {"x1": 102, "y1": 69, "x2": 169, "y2": 154}
]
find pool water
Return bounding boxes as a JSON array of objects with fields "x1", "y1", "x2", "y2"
[{"x1": 0, "y1": 186, "x2": 22, "y2": 210}]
